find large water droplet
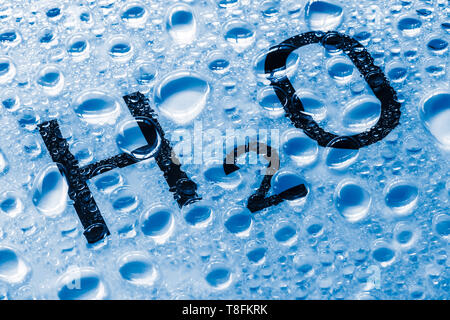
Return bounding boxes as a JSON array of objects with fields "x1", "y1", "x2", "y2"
[
  {"x1": 433, "y1": 213, "x2": 450, "y2": 240},
  {"x1": 372, "y1": 241, "x2": 395, "y2": 267},
  {"x1": 110, "y1": 187, "x2": 139, "y2": 213},
  {"x1": 334, "y1": 180, "x2": 371, "y2": 222},
  {"x1": 0, "y1": 29, "x2": 20, "y2": 47},
  {"x1": 0, "y1": 56, "x2": 15, "y2": 84},
  {"x1": 224, "y1": 20, "x2": 255, "y2": 53},
  {"x1": 205, "y1": 264, "x2": 232, "y2": 290},
  {"x1": 397, "y1": 16, "x2": 422, "y2": 37},
  {"x1": 327, "y1": 57, "x2": 354, "y2": 84},
  {"x1": 305, "y1": 0, "x2": 344, "y2": 31},
  {"x1": 419, "y1": 91, "x2": 450, "y2": 149},
  {"x1": 0, "y1": 246, "x2": 29, "y2": 284},
  {"x1": 224, "y1": 207, "x2": 252, "y2": 237},
  {"x1": 393, "y1": 222, "x2": 418, "y2": 248},
  {"x1": 140, "y1": 204, "x2": 175, "y2": 244},
  {"x1": 386, "y1": 62, "x2": 408, "y2": 83},
  {"x1": 134, "y1": 61, "x2": 157, "y2": 85},
  {"x1": 107, "y1": 36, "x2": 133, "y2": 62},
  {"x1": 121, "y1": 2, "x2": 148, "y2": 28},
  {"x1": 32, "y1": 164, "x2": 68, "y2": 217},
  {"x1": 271, "y1": 171, "x2": 309, "y2": 206},
  {"x1": 0, "y1": 191, "x2": 23, "y2": 218},
  {"x1": 342, "y1": 96, "x2": 381, "y2": 132},
  {"x1": 118, "y1": 252, "x2": 157, "y2": 286},
  {"x1": 0, "y1": 149, "x2": 9, "y2": 175},
  {"x1": 296, "y1": 90, "x2": 327, "y2": 121},
  {"x1": 67, "y1": 35, "x2": 90, "y2": 61},
  {"x1": 203, "y1": 163, "x2": 242, "y2": 189},
  {"x1": 274, "y1": 221, "x2": 298, "y2": 245},
  {"x1": 73, "y1": 90, "x2": 122, "y2": 125},
  {"x1": 36, "y1": 65, "x2": 65, "y2": 96},
  {"x1": 427, "y1": 37, "x2": 448, "y2": 55},
  {"x1": 93, "y1": 171, "x2": 123, "y2": 194},
  {"x1": 282, "y1": 129, "x2": 319, "y2": 166},
  {"x1": 325, "y1": 137, "x2": 359, "y2": 170},
  {"x1": 57, "y1": 267, "x2": 108, "y2": 300},
  {"x1": 182, "y1": 202, "x2": 213, "y2": 228},
  {"x1": 155, "y1": 70, "x2": 210, "y2": 124},
  {"x1": 116, "y1": 117, "x2": 161, "y2": 160},
  {"x1": 384, "y1": 181, "x2": 418, "y2": 215},
  {"x1": 166, "y1": 3, "x2": 196, "y2": 45}
]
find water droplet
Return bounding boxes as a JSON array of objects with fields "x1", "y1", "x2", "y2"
[
  {"x1": 274, "y1": 221, "x2": 298, "y2": 245},
  {"x1": 419, "y1": 91, "x2": 450, "y2": 149},
  {"x1": 217, "y1": 0, "x2": 239, "y2": 9},
  {"x1": 17, "y1": 108, "x2": 40, "y2": 131},
  {"x1": 134, "y1": 61, "x2": 157, "y2": 85},
  {"x1": 110, "y1": 187, "x2": 139, "y2": 213},
  {"x1": 384, "y1": 181, "x2": 418, "y2": 215},
  {"x1": 327, "y1": 57, "x2": 354, "y2": 84},
  {"x1": 140, "y1": 204, "x2": 175, "y2": 244},
  {"x1": 397, "y1": 16, "x2": 422, "y2": 37},
  {"x1": 342, "y1": 95, "x2": 381, "y2": 132},
  {"x1": 166, "y1": 3, "x2": 196, "y2": 46},
  {"x1": 305, "y1": 216, "x2": 324, "y2": 237},
  {"x1": 254, "y1": 49, "x2": 299, "y2": 83},
  {"x1": 0, "y1": 149, "x2": 9, "y2": 175},
  {"x1": 182, "y1": 202, "x2": 213, "y2": 228},
  {"x1": 116, "y1": 117, "x2": 161, "y2": 160},
  {"x1": 224, "y1": 20, "x2": 255, "y2": 53},
  {"x1": 0, "y1": 29, "x2": 20, "y2": 47},
  {"x1": 67, "y1": 35, "x2": 90, "y2": 61},
  {"x1": 154, "y1": 70, "x2": 210, "y2": 124},
  {"x1": 207, "y1": 52, "x2": 230, "y2": 74},
  {"x1": 0, "y1": 246, "x2": 29, "y2": 284},
  {"x1": 0, "y1": 191, "x2": 23, "y2": 218},
  {"x1": 0, "y1": 56, "x2": 16, "y2": 84},
  {"x1": 258, "y1": 86, "x2": 285, "y2": 117},
  {"x1": 73, "y1": 90, "x2": 122, "y2": 125},
  {"x1": 93, "y1": 171, "x2": 123, "y2": 194},
  {"x1": 271, "y1": 171, "x2": 309, "y2": 205},
  {"x1": 120, "y1": 2, "x2": 148, "y2": 28},
  {"x1": 433, "y1": 213, "x2": 450, "y2": 240},
  {"x1": 46, "y1": 7, "x2": 61, "y2": 19},
  {"x1": 203, "y1": 163, "x2": 242, "y2": 189},
  {"x1": 118, "y1": 252, "x2": 157, "y2": 286},
  {"x1": 1, "y1": 89, "x2": 20, "y2": 111},
  {"x1": 386, "y1": 62, "x2": 407, "y2": 83},
  {"x1": 393, "y1": 222, "x2": 418, "y2": 248},
  {"x1": 57, "y1": 267, "x2": 108, "y2": 300},
  {"x1": 282, "y1": 129, "x2": 319, "y2": 166},
  {"x1": 427, "y1": 37, "x2": 448, "y2": 55},
  {"x1": 335, "y1": 180, "x2": 371, "y2": 222},
  {"x1": 32, "y1": 164, "x2": 68, "y2": 217},
  {"x1": 205, "y1": 264, "x2": 232, "y2": 289},
  {"x1": 296, "y1": 90, "x2": 327, "y2": 121},
  {"x1": 305, "y1": 0, "x2": 344, "y2": 32},
  {"x1": 325, "y1": 137, "x2": 359, "y2": 170},
  {"x1": 39, "y1": 28, "x2": 56, "y2": 46},
  {"x1": 23, "y1": 134, "x2": 42, "y2": 158},
  {"x1": 372, "y1": 241, "x2": 395, "y2": 267},
  {"x1": 224, "y1": 207, "x2": 252, "y2": 237},
  {"x1": 108, "y1": 36, "x2": 133, "y2": 63},
  {"x1": 246, "y1": 242, "x2": 267, "y2": 265},
  {"x1": 36, "y1": 65, "x2": 65, "y2": 96}
]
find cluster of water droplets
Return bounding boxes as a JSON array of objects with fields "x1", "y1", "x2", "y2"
[{"x1": 0, "y1": 0, "x2": 448, "y2": 299}]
